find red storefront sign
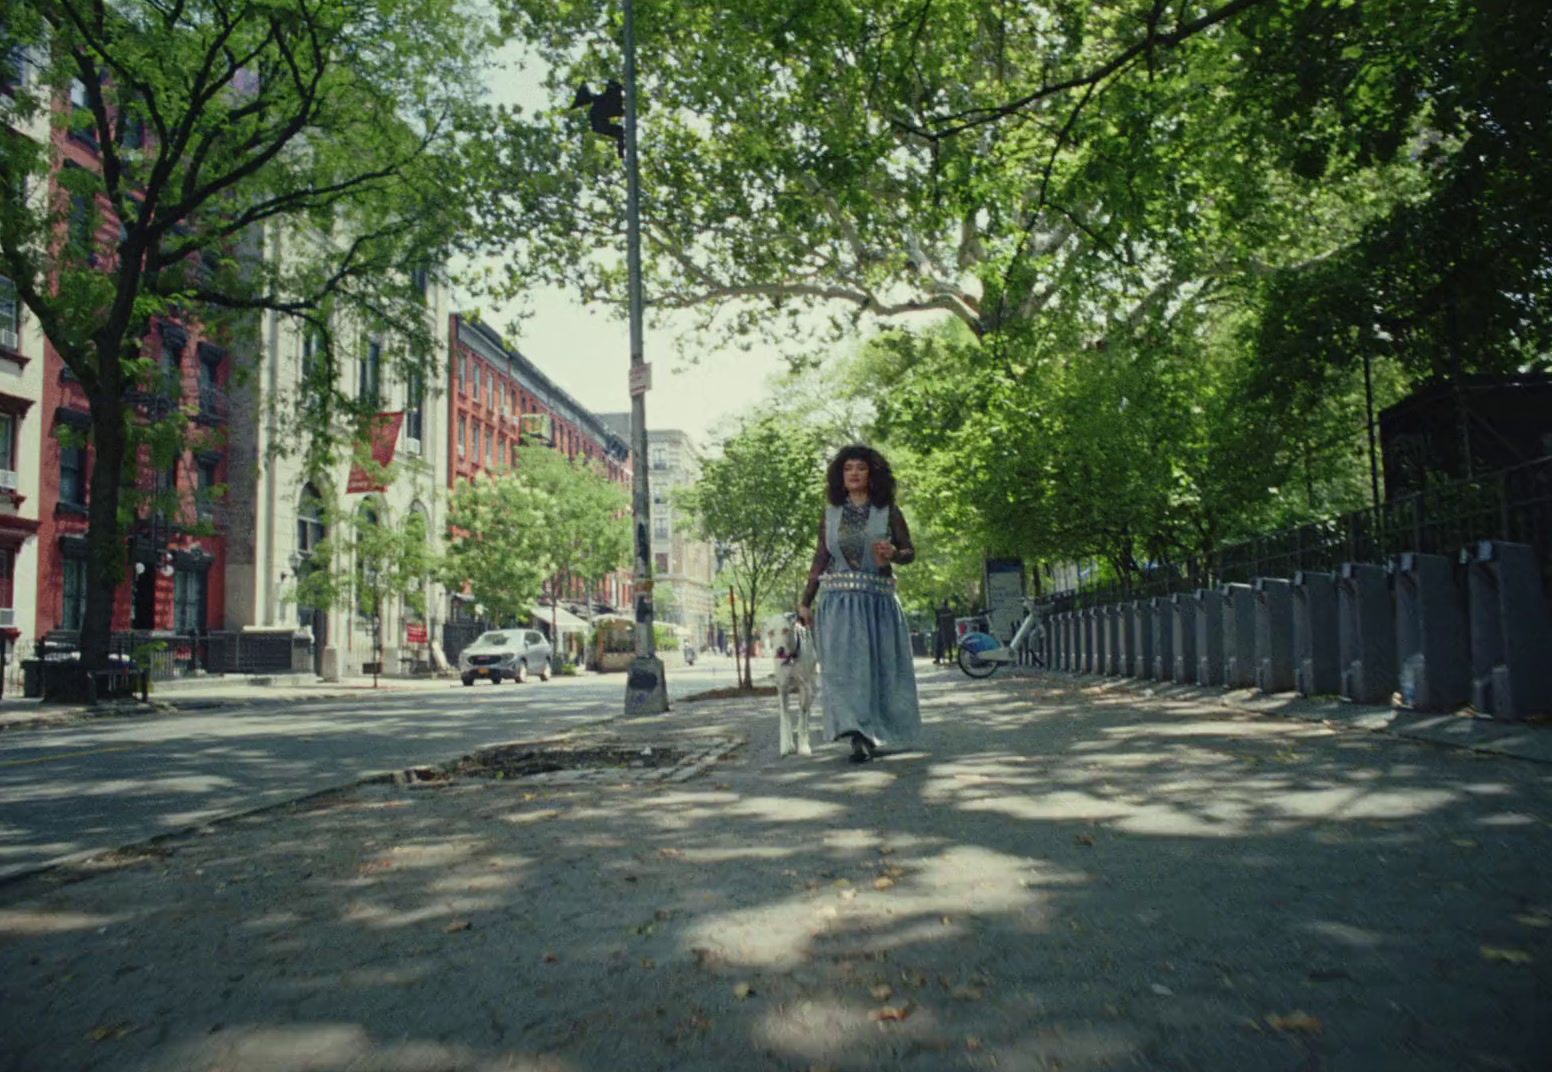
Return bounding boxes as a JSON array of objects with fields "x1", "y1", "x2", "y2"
[
  {"x1": 346, "y1": 411, "x2": 405, "y2": 493},
  {"x1": 405, "y1": 622, "x2": 428, "y2": 645}
]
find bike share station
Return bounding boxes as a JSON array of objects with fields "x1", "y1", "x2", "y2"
[{"x1": 958, "y1": 557, "x2": 1045, "y2": 678}]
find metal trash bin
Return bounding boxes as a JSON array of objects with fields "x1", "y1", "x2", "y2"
[
  {"x1": 1467, "y1": 540, "x2": 1552, "y2": 719},
  {"x1": 1194, "y1": 588, "x2": 1224, "y2": 687},
  {"x1": 1253, "y1": 577, "x2": 1295, "y2": 693},
  {"x1": 1131, "y1": 600, "x2": 1155, "y2": 679},
  {"x1": 1337, "y1": 562, "x2": 1398, "y2": 705},
  {"x1": 1395, "y1": 552, "x2": 1471, "y2": 711},
  {"x1": 1150, "y1": 596, "x2": 1175, "y2": 682},
  {"x1": 1221, "y1": 583, "x2": 1256, "y2": 688},
  {"x1": 1292, "y1": 570, "x2": 1341, "y2": 697}
]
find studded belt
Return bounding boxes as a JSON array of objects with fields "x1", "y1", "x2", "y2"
[{"x1": 818, "y1": 572, "x2": 897, "y2": 596}]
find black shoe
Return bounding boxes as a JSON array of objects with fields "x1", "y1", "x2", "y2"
[{"x1": 848, "y1": 734, "x2": 871, "y2": 763}]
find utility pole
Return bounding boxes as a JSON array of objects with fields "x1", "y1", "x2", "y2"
[{"x1": 621, "y1": 0, "x2": 668, "y2": 715}]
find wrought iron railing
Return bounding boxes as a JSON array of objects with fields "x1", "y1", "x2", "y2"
[{"x1": 1049, "y1": 456, "x2": 1552, "y2": 610}]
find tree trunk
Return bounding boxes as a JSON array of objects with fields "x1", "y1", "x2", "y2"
[
  {"x1": 740, "y1": 581, "x2": 758, "y2": 689},
  {"x1": 80, "y1": 392, "x2": 129, "y2": 671}
]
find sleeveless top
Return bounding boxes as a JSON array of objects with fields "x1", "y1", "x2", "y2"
[{"x1": 801, "y1": 502, "x2": 915, "y2": 606}]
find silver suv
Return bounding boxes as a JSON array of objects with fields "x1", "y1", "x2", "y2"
[{"x1": 459, "y1": 629, "x2": 553, "y2": 685}]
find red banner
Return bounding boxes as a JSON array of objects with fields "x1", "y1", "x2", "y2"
[
  {"x1": 346, "y1": 411, "x2": 405, "y2": 493},
  {"x1": 405, "y1": 622, "x2": 428, "y2": 645}
]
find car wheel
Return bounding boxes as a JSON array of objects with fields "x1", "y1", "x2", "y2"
[
  {"x1": 489, "y1": 673, "x2": 502, "y2": 685},
  {"x1": 515, "y1": 660, "x2": 530, "y2": 683},
  {"x1": 538, "y1": 659, "x2": 551, "y2": 681},
  {"x1": 461, "y1": 675, "x2": 474, "y2": 687}
]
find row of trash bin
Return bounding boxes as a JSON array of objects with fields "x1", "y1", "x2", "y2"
[{"x1": 1040, "y1": 541, "x2": 1552, "y2": 720}]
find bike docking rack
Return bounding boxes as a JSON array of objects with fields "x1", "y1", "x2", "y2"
[{"x1": 954, "y1": 457, "x2": 1552, "y2": 716}]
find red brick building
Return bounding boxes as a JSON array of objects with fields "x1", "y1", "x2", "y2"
[
  {"x1": 447, "y1": 314, "x2": 633, "y2": 618},
  {"x1": 31, "y1": 85, "x2": 230, "y2": 648}
]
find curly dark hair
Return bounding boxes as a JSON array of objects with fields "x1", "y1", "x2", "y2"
[{"x1": 825, "y1": 444, "x2": 896, "y2": 507}]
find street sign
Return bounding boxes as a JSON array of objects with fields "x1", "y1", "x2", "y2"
[
  {"x1": 629, "y1": 363, "x2": 652, "y2": 397},
  {"x1": 405, "y1": 622, "x2": 428, "y2": 645}
]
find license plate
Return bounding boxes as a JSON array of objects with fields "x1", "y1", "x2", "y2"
[{"x1": 475, "y1": 668, "x2": 489, "y2": 676}]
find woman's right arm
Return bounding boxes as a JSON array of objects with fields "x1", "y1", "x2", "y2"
[{"x1": 799, "y1": 514, "x2": 829, "y2": 616}]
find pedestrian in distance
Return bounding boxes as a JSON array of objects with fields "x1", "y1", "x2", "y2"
[
  {"x1": 933, "y1": 597, "x2": 955, "y2": 664},
  {"x1": 797, "y1": 445, "x2": 922, "y2": 763}
]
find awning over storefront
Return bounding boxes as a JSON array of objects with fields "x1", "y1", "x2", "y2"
[{"x1": 530, "y1": 602, "x2": 590, "y2": 634}]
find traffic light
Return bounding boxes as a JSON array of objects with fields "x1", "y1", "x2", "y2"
[{"x1": 571, "y1": 81, "x2": 625, "y2": 157}]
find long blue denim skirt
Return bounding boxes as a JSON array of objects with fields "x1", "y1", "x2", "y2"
[{"x1": 816, "y1": 572, "x2": 921, "y2": 749}]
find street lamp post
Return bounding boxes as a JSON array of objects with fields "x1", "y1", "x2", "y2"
[{"x1": 621, "y1": 0, "x2": 668, "y2": 715}]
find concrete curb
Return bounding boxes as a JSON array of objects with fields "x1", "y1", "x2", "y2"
[{"x1": 1016, "y1": 667, "x2": 1552, "y2": 765}]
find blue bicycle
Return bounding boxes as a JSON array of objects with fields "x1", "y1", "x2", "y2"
[{"x1": 957, "y1": 598, "x2": 1044, "y2": 678}]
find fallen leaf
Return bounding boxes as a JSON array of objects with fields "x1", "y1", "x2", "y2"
[
  {"x1": 732, "y1": 981, "x2": 753, "y2": 999},
  {"x1": 1451, "y1": 838, "x2": 1478, "y2": 849},
  {"x1": 1514, "y1": 914, "x2": 1551, "y2": 928},
  {"x1": 691, "y1": 946, "x2": 720, "y2": 967},
  {"x1": 871, "y1": 983, "x2": 894, "y2": 1002},
  {"x1": 840, "y1": 889, "x2": 857, "y2": 901},
  {"x1": 1265, "y1": 1011, "x2": 1323, "y2": 1034},
  {"x1": 817, "y1": 905, "x2": 839, "y2": 919},
  {"x1": 542, "y1": 951, "x2": 559, "y2": 963},
  {"x1": 965, "y1": 1036, "x2": 983, "y2": 1052},
  {"x1": 1481, "y1": 946, "x2": 1533, "y2": 964},
  {"x1": 641, "y1": 958, "x2": 655, "y2": 969},
  {"x1": 1074, "y1": 833, "x2": 1095, "y2": 846},
  {"x1": 874, "y1": 877, "x2": 896, "y2": 891},
  {"x1": 878, "y1": 846, "x2": 896, "y2": 856},
  {"x1": 952, "y1": 985, "x2": 986, "y2": 1001},
  {"x1": 871, "y1": 1004, "x2": 914, "y2": 1022},
  {"x1": 444, "y1": 920, "x2": 472, "y2": 933},
  {"x1": 713, "y1": 783, "x2": 730, "y2": 790},
  {"x1": 658, "y1": 848, "x2": 684, "y2": 859},
  {"x1": 1149, "y1": 983, "x2": 1173, "y2": 997},
  {"x1": 654, "y1": 908, "x2": 674, "y2": 922}
]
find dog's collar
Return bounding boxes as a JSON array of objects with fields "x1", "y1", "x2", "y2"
[{"x1": 777, "y1": 631, "x2": 803, "y2": 664}]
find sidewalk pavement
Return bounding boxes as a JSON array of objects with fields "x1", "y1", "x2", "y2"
[
  {"x1": 1, "y1": 666, "x2": 1549, "y2": 1071},
  {"x1": 0, "y1": 672, "x2": 466, "y2": 734}
]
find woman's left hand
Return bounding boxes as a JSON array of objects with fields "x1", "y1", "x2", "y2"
[{"x1": 872, "y1": 539, "x2": 895, "y2": 565}]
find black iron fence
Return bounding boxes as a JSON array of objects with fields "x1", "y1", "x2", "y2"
[
  {"x1": 34, "y1": 629, "x2": 312, "y2": 682},
  {"x1": 1053, "y1": 456, "x2": 1552, "y2": 611}
]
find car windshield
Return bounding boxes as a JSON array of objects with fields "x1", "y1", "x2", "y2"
[{"x1": 474, "y1": 633, "x2": 510, "y2": 647}]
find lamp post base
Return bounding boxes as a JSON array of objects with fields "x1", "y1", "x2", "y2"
[{"x1": 624, "y1": 655, "x2": 669, "y2": 715}]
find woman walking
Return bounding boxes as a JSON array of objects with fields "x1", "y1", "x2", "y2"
[{"x1": 797, "y1": 445, "x2": 921, "y2": 763}]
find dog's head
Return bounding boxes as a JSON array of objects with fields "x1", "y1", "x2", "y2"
[{"x1": 763, "y1": 613, "x2": 805, "y2": 664}]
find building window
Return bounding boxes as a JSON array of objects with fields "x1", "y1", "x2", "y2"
[
  {"x1": 59, "y1": 429, "x2": 87, "y2": 507},
  {"x1": 355, "y1": 500, "x2": 379, "y2": 619},
  {"x1": 410, "y1": 266, "x2": 430, "y2": 300},
  {"x1": 0, "y1": 275, "x2": 18, "y2": 351},
  {"x1": 62, "y1": 558, "x2": 86, "y2": 629},
  {"x1": 458, "y1": 354, "x2": 467, "y2": 390},
  {"x1": 300, "y1": 328, "x2": 321, "y2": 384},
  {"x1": 650, "y1": 448, "x2": 668, "y2": 470},
  {"x1": 458, "y1": 415, "x2": 466, "y2": 457},
  {"x1": 485, "y1": 427, "x2": 493, "y2": 464},
  {"x1": 0, "y1": 412, "x2": 14, "y2": 476},
  {"x1": 196, "y1": 456, "x2": 218, "y2": 519},
  {"x1": 296, "y1": 483, "x2": 326, "y2": 627},
  {"x1": 654, "y1": 519, "x2": 669, "y2": 540},
  {"x1": 654, "y1": 552, "x2": 669, "y2": 574},
  {"x1": 405, "y1": 369, "x2": 424, "y2": 449},
  {"x1": 174, "y1": 568, "x2": 206, "y2": 633},
  {"x1": 358, "y1": 339, "x2": 381, "y2": 407},
  {"x1": 0, "y1": 548, "x2": 12, "y2": 613},
  {"x1": 473, "y1": 362, "x2": 481, "y2": 401},
  {"x1": 68, "y1": 190, "x2": 93, "y2": 256}
]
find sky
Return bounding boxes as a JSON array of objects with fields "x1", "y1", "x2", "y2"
[{"x1": 452, "y1": 44, "x2": 804, "y2": 451}]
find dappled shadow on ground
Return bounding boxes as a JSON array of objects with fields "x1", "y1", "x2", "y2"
[
  {"x1": 0, "y1": 685, "x2": 626, "y2": 878},
  {"x1": 1, "y1": 666, "x2": 1551, "y2": 1071}
]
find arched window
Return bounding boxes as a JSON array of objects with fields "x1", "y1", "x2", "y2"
[
  {"x1": 296, "y1": 482, "x2": 327, "y2": 627},
  {"x1": 355, "y1": 498, "x2": 381, "y2": 619},
  {"x1": 405, "y1": 502, "x2": 431, "y2": 621}
]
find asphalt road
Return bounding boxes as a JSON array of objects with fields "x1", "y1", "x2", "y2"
[{"x1": 0, "y1": 662, "x2": 748, "y2": 881}]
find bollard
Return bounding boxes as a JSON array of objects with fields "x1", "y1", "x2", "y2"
[
  {"x1": 1075, "y1": 607, "x2": 1092, "y2": 674},
  {"x1": 1337, "y1": 562, "x2": 1398, "y2": 705},
  {"x1": 1253, "y1": 577, "x2": 1295, "y2": 693},
  {"x1": 1292, "y1": 570, "x2": 1341, "y2": 697},
  {"x1": 1131, "y1": 600, "x2": 1155, "y2": 679},
  {"x1": 1194, "y1": 588, "x2": 1224, "y2": 687},
  {"x1": 1150, "y1": 596, "x2": 1175, "y2": 681},
  {"x1": 1115, "y1": 600, "x2": 1133, "y2": 677},
  {"x1": 1171, "y1": 593, "x2": 1197, "y2": 684},
  {"x1": 1093, "y1": 605, "x2": 1109, "y2": 675},
  {"x1": 1221, "y1": 583, "x2": 1257, "y2": 689},
  {"x1": 1096, "y1": 604, "x2": 1115, "y2": 675},
  {"x1": 1467, "y1": 541, "x2": 1552, "y2": 718},
  {"x1": 1395, "y1": 552, "x2": 1471, "y2": 711}
]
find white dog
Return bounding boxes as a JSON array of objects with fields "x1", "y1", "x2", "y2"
[{"x1": 765, "y1": 613, "x2": 818, "y2": 757}]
